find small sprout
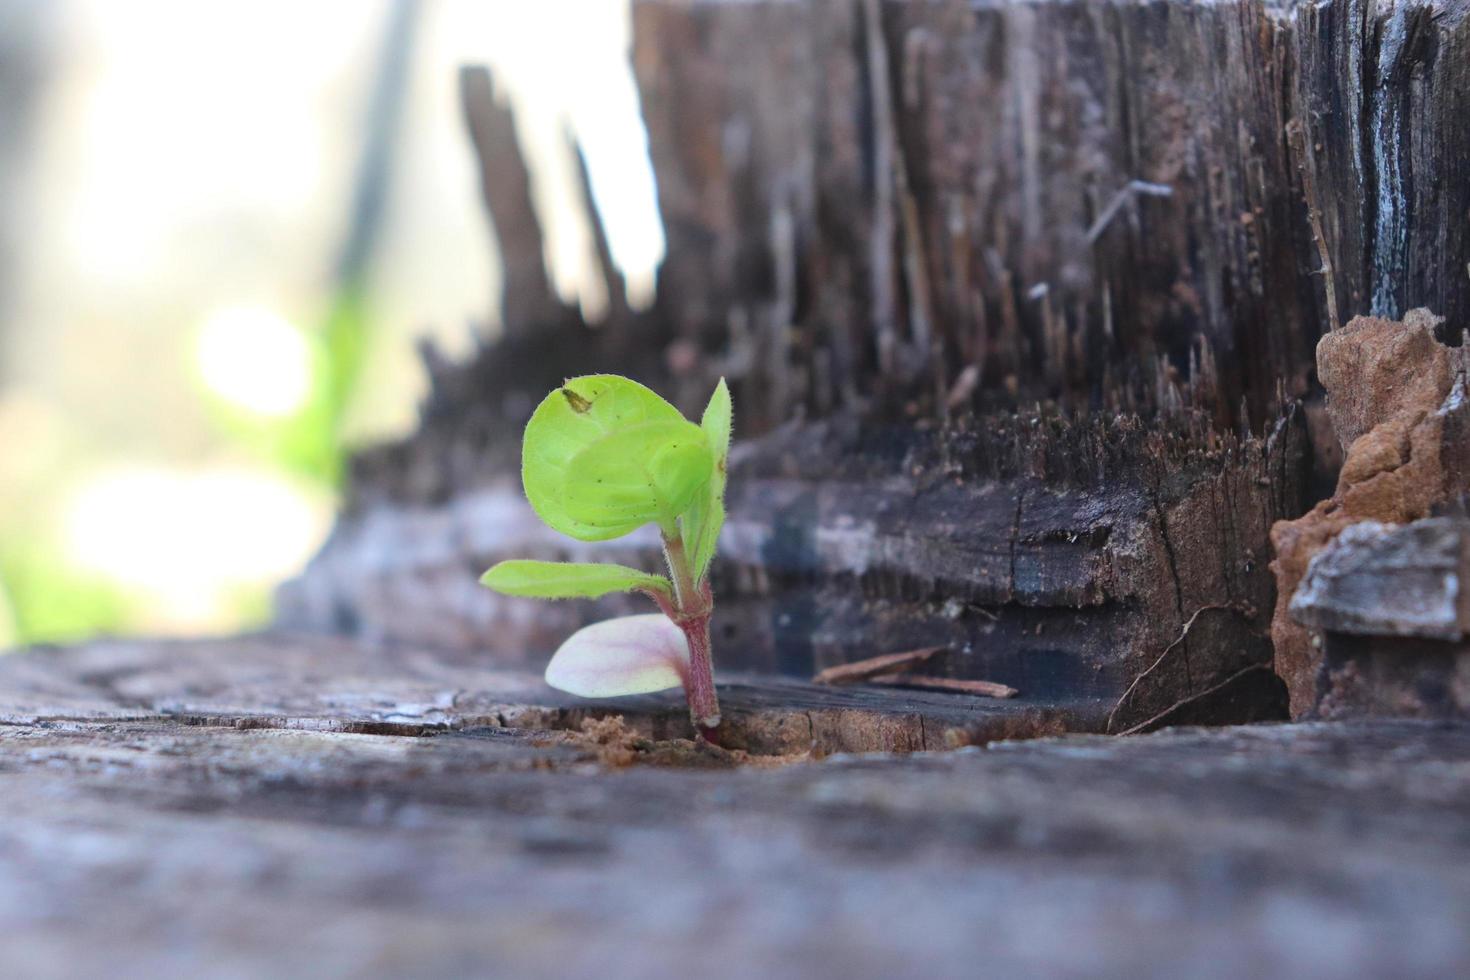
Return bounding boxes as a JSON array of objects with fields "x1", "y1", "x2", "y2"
[{"x1": 482, "y1": 375, "x2": 733, "y2": 738}]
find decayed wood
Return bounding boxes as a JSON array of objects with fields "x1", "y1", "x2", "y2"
[
  {"x1": 1286, "y1": 516, "x2": 1470, "y2": 720},
  {"x1": 1293, "y1": 517, "x2": 1470, "y2": 642},
  {"x1": 285, "y1": 0, "x2": 1470, "y2": 729},
  {"x1": 1317, "y1": 633, "x2": 1470, "y2": 720},
  {"x1": 283, "y1": 406, "x2": 1305, "y2": 732},
  {"x1": 632, "y1": 0, "x2": 1470, "y2": 430},
  {"x1": 0, "y1": 694, "x2": 1466, "y2": 976},
  {"x1": 1271, "y1": 310, "x2": 1470, "y2": 715}
]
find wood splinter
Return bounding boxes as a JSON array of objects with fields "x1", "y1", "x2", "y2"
[
  {"x1": 812, "y1": 647, "x2": 1019, "y2": 699},
  {"x1": 867, "y1": 673, "x2": 1019, "y2": 699},
  {"x1": 812, "y1": 646, "x2": 946, "y2": 685}
]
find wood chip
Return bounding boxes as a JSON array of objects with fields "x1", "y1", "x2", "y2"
[
  {"x1": 867, "y1": 673, "x2": 1019, "y2": 699},
  {"x1": 811, "y1": 646, "x2": 946, "y2": 686}
]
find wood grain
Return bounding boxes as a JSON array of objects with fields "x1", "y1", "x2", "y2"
[
  {"x1": 0, "y1": 633, "x2": 1103, "y2": 754},
  {"x1": 0, "y1": 650, "x2": 1465, "y2": 977}
]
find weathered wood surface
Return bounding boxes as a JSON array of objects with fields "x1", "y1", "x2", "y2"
[
  {"x1": 283, "y1": 402, "x2": 1304, "y2": 732},
  {"x1": 287, "y1": 0, "x2": 1470, "y2": 725},
  {"x1": 634, "y1": 0, "x2": 1470, "y2": 428},
  {"x1": 0, "y1": 634, "x2": 1107, "y2": 753},
  {"x1": 1287, "y1": 516, "x2": 1470, "y2": 719},
  {"x1": 1270, "y1": 310, "x2": 1470, "y2": 715},
  {"x1": 287, "y1": 0, "x2": 1470, "y2": 728},
  {"x1": 1, "y1": 644, "x2": 1467, "y2": 978},
  {"x1": 1293, "y1": 517, "x2": 1470, "y2": 642}
]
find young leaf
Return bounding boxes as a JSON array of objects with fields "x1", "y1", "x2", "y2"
[
  {"x1": 480, "y1": 560, "x2": 672, "y2": 601},
  {"x1": 561, "y1": 420, "x2": 713, "y2": 535},
  {"x1": 522, "y1": 375, "x2": 690, "y2": 541},
  {"x1": 700, "y1": 377, "x2": 733, "y2": 460},
  {"x1": 683, "y1": 378, "x2": 732, "y2": 582},
  {"x1": 543, "y1": 613, "x2": 690, "y2": 697}
]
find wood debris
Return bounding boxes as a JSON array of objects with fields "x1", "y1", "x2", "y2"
[
  {"x1": 813, "y1": 647, "x2": 1019, "y2": 698},
  {"x1": 811, "y1": 646, "x2": 946, "y2": 685},
  {"x1": 867, "y1": 673, "x2": 1019, "y2": 699}
]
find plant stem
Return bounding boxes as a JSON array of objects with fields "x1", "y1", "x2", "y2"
[
  {"x1": 662, "y1": 533, "x2": 721, "y2": 736},
  {"x1": 679, "y1": 612, "x2": 721, "y2": 733}
]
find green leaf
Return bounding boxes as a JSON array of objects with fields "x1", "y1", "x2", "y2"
[
  {"x1": 543, "y1": 614, "x2": 690, "y2": 697},
  {"x1": 522, "y1": 375, "x2": 690, "y2": 541},
  {"x1": 683, "y1": 378, "x2": 732, "y2": 582},
  {"x1": 701, "y1": 377, "x2": 732, "y2": 459},
  {"x1": 480, "y1": 560, "x2": 672, "y2": 601},
  {"x1": 561, "y1": 420, "x2": 713, "y2": 535}
]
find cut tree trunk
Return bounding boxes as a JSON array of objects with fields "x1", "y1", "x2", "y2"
[
  {"x1": 283, "y1": 0, "x2": 1470, "y2": 729},
  {"x1": 8, "y1": 4, "x2": 1470, "y2": 971},
  {"x1": 0, "y1": 636, "x2": 1467, "y2": 977}
]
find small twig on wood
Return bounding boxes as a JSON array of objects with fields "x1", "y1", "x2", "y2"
[
  {"x1": 812, "y1": 646, "x2": 946, "y2": 686},
  {"x1": 1286, "y1": 117, "x2": 1338, "y2": 331},
  {"x1": 1113, "y1": 664, "x2": 1270, "y2": 737},
  {"x1": 1085, "y1": 180, "x2": 1174, "y2": 245},
  {"x1": 1106, "y1": 603, "x2": 1233, "y2": 733},
  {"x1": 867, "y1": 673, "x2": 1019, "y2": 699}
]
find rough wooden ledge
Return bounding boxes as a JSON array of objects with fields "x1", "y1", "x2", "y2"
[
  {"x1": 0, "y1": 704, "x2": 1467, "y2": 976},
  {"x1": 0, "y1": 632, "x2": 1118, "y2": 755}
]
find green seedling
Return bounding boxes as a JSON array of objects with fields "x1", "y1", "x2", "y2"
[{"x1": 480, "y1": 374, "x2": 732, "y2": 738}]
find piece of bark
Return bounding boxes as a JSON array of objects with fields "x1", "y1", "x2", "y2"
[
  {"x1": 867, "y1": 673, "x2": 1018, "y2": 699},
  {"x1": 1316, "y1": 310, "x2": 1459, "y2": 450},
  {"x1": 1281, "y1": 515, "x2": 1470, "y2": 721},
  {"x1": 1271, "y1": 311, "x2": 1470, "y2": 716},
  {"x1": 811, "y1": 646, "x2": 945, "y2": 685},
  {"x1": 1292, "y1": 518, "x2": 1470, "y2": 642}
]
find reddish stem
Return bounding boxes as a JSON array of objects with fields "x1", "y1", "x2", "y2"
[
  {"x1": 661, "y1": 534, "x2": 721, "y2": 738},
  {"x1": 679, "y1": 612, "x2": 721, "y2": 733}
]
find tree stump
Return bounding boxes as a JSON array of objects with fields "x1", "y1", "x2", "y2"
[
  {"x1": 1, "y1": 639, "x2": 1468, "y2": 975},
  {"x1": 286, "y1": 0, "x2": 1469, "y2": 728},
  {"x1": 11, "y1": 0, "x2": 1470, "y2": 971}
]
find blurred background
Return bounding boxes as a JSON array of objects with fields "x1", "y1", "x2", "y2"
[{"x1": 0, "y1": 0, "x2": 664, "y2": 647}]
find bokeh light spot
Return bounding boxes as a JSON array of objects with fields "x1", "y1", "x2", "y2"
[{"x1": 195, "y1": 307, "x2": 313, "y2": 418}]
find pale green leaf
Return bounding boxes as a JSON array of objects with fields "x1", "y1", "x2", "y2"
[
  {"x1": 700, "y1": 377, "x2": 732, "y2": 459},
  {"x1": 479, "y1": 560, "x2": 672, "y2": 601},
  {"x1": 684, "y1": 378, "x2": 732, "y2": 582},
  {"x1": 522, "y1": 375, "x2": 689, "y2": 541},
  {"x1": 683, "y1": 492, "x2": 724, "y2": 585},
  {"x1": 543, "y1": 614, "x2": 689, "y2": 697},
  {"x1": 560, "y1": 420, "x2": 713, "y2": 535}
]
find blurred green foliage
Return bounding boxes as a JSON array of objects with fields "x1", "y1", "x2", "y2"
[
  {"x1": 0, "y1": 545, "x2": 134, "y2": 646},
  {"x1": 202, "y1": 286, "x2": 372, "y2": 489},
  {"x1": 0, "y1": 284, "x2": 373, "y2": 650}
]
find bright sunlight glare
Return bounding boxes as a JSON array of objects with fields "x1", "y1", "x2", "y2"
[
  {"x1": 63, "y1": 465, "x2": 330, "y2": 630},
  {"x1": 195, "y1": 307, "x2": 314, "y2": 418}
]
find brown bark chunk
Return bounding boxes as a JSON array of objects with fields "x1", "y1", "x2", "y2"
[{"x1": 1271, "y1": 310, "x2": 1470, "y2": 716}]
